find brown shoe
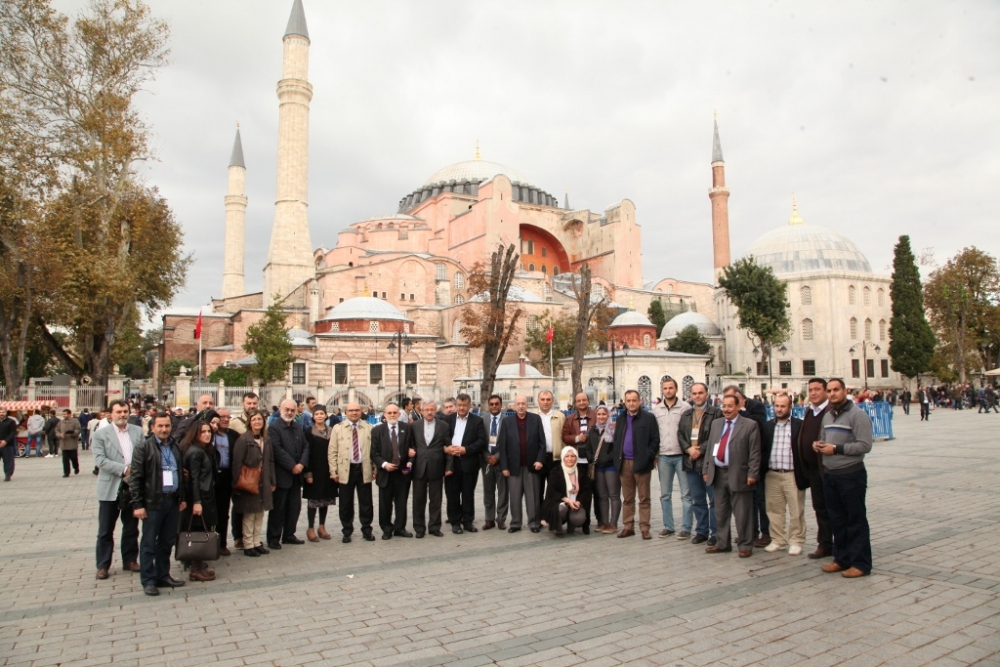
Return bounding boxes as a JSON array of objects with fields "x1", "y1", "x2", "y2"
[
  {"x1": 497, "y1": 521, "x2": 506, "y2": 530},
  {"x1": 841, "y1": 567, "x2": 869, "y2": 578},
  {"x1": 738, "y1": 550, "x2": 753, "y2": 558},
  {"x1": 808, "y1": 548, "x2": 830, "y2": 559},
  {"x1": 617, "y1": 529, "x2": 635, "y2": 538},
  {"x1": 123, "y1": 561, "x2": 140, "y2": 572},
  {"x1": 822, "y1": 562, "x2": 845, "y2": 573},
  {"x1": 317, "y1": 526, "x2": 332, "y2": 540},
  {"x1": 306, "y1": 528, "x2": 320, "y2": 543},
  {"x1": 189, "y1": 562, "x2": 216, "y2": 582},
  {"x1": 753, "y1": 536, "x2": 771, "y2": 548},
  {"x1": 96, "y1": 568, "x2": 109, "y2": 580},
  {"x1": 219, "y1": 547, "x2": 232, "y2": 557},
  {"x1": 482, "y1": 521, "x2": 495, "y2": 530},
  {"x1": 233, "y1": 539, "x2": 245, "y2": 550},
  {"x1": 705, "y1": 545, "x2": 732, "y2": 554},
  {"x1": 641, "y1": 530, "x2": 652, "y2": 540}
]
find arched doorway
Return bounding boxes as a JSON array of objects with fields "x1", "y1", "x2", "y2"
[{"x1": 519, "y1": 225, "x2": 570, "y2": 276}]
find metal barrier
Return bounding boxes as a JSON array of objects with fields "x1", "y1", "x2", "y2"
[{"x1": 764, "y1": 402, "x2": 893, "y2": 439}]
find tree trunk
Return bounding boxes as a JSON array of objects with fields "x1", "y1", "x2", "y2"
[
  {"x1": 478, "y1": 244, "x2": 520, "y2": 402},
  {"x1": 571, "y1": 265, "x2": 594, "y2": 396}
]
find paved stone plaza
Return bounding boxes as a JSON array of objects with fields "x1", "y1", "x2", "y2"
[{"x1": 2, "y1": 408, "x2": 999, "y2": 667}]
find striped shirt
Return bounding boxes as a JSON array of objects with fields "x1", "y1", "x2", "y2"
[{"x1": 113, "y1": 425, "x2": 134, "y2": 466}]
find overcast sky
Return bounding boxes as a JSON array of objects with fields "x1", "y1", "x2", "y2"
[{"x1": 60, "y1": 0, "x2": 1000, "y2": 315}]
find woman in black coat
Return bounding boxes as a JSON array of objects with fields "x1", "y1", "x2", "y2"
[
  {"x1": 303, "y1": 404, "x2": 337, "y2": 542},
  {"x1": 180, "y1": 419, "x2": 218, "y2": 582},
  {"x1": 541, "y1": 446, "x2": 592, "y2": 537}
]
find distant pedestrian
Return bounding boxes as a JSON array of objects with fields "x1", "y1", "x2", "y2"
[
  {"x1": 0, "y1": 409, "x2": 17, "y2": 481},
  {"x1": 26, "y1": 410, "x2": 45, "y2": 458},
  {"x1": 43, "y1": 409, "x2": 60, "y2": 457},
  {"x1": 55, "y1": 409, "x2": 81, "y2": 476}
]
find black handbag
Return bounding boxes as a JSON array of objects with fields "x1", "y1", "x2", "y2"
[
  {"x1": 117, "y1": 479, "x2": 133, "y2": 512},
  {"x1": 176, "y1": 514, "x2": 220, "y2": 562}
]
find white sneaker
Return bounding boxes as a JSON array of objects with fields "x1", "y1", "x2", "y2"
[
  {"x1": 788, "y1": 545, "x2": 803, "y2": 556},
  {"x1": 764, "y1": 543, "x2": 785, "y2": 552}
]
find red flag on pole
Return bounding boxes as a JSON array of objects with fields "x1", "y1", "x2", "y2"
[
  {"x1": 194, "y1": 310, "x2": 203, "y2": 340},
  {"x1": 545, "y1": 326, "x2": 554, "y2": 344}
]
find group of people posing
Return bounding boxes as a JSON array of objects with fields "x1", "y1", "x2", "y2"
[{"x1": 90, "y1": 375, "x2": 874, "y2": 597}]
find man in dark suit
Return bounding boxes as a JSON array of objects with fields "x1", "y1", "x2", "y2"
[
  {"x1": 371, "y1": 403, "x2": 412, "y2": 539},
  {"x1": 407, "y1": 401, "x2": 451, "y2": 538},
  {"x1": 724, "y1": 385, "x2": 770, "y2": 548},
  {"x1": 797, "y1": 378, "x2": 833, "y2": 559},
  {"x1": 612, "y1": 390, "x2": 660, "y2": 539},
  {"x1": 498, "y1": 395, "x2": 546, "y2": 533},
  {"x1": 443, "y1": 393, "x2": 487, "y2": 534},
  {"x1": 703, "y1": 394, "x2": 761, "y2": 557},
  {"x1": 266, "y1": 399, "x2": 309, "y2": 549},
  {"x1": 760, "y1": 394, "x2": 805, "y2": 555},
  {"x1": 480, "y1": 395, "x2": 509, "y2": 530}
]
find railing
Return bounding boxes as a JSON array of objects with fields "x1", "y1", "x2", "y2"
[
  {"x1": 34, "y1": 385, "x2": 71, "y2": 408},
  {"x1": 222, "y1": 386, "x2": 255, "y2": 409},
  {"x1": 76, "y1": 387, "x2": 106, "y2": 410},
  {"x1": 764, "y1": 402, "x2": 894, "y2": 439},
  {"x1": 189, "y1": 385, "x2": 219, "y2": 408}
]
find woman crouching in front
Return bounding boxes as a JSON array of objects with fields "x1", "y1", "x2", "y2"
[{"x1": 542, "y1": 446, "x2": 591, "y2": 537}]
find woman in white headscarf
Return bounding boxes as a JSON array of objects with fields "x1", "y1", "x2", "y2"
[{"x1": 541, "y1": 446, "x2": 592, "y2": 537}]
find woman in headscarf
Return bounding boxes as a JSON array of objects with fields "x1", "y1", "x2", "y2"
[
  {"x1": 590, "y1": 406, "x2": 621, "y2": 534},
  {"x1": 541, "y1": 446, "x2": 592, "y2": 537},
  {"x1": 303, "y1": 404, "x2": 337, "y2": 542}
]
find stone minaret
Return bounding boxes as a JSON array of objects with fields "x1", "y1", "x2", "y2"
[
  {"x1": 709, "y1": 114, "x2": 731, "y2": 279},
  {"x1": 221, "y1": 127, "x2": 248, "y2": 299},
  {"x1": 263, "y1": 0, "x2": 314, "y2": 306}
]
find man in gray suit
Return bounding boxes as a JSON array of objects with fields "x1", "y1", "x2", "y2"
[
  {"x1": 702, "y1": 394, "x2": 761, "y2": 558},
  {"x1": 406, "y1": 401, "x2": 451, "y2": 538},
  {"x1": 92, "y1": 400, "x2": 145, "y2": 579}
]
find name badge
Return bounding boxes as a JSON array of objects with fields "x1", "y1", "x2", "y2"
[
  {"x1": 691, "y1": 429, "x2": 699, "y2": 442},
  {"x1": 162, "y1": 469, "x2": 174, "y2": 487}
]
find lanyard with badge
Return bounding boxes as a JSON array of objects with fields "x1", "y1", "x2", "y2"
[{"x1": 160, "y1": 443, "x2": 177, "y2": 488}]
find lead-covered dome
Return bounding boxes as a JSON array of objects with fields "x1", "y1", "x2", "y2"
[
  {"x1": 659, "y1": 311, "x2": 722, "y2": 340},
  {"x1": 322, "y1": 296, "x2": 408, "y2": 322},
  {"x1": 423, "y1": 160, "x2": 530, "y2": 187},
  {"x1": 745, "y1": 203, "x2": 871, "y2": 276},
  {"x1": 610, "y1": 310, "x2": 655, "y2": 328}
]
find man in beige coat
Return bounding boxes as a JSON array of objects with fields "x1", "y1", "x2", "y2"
[{"x1": 329, "y1": 402, "x2": 374, "y2": 543}]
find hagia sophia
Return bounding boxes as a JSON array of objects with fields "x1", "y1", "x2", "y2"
[{"x1": 158, "y1": 0, "x2": 899, "y2": 408}]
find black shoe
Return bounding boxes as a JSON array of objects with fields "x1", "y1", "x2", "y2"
[
  {"x1": 415, "y1": 532, "x2": 425, "y2": 538},
  {"x1": 463, "y1": 524, "x2": 478, "y2": 533},
  {"x1": 143, "y1": 584, "x2": 160, "y2": 596},
  {"x1": 429, "y1": 530, "x2": 444, "y2": 537},
  {"x1": 282, "y1": 536, "x2": 305, "y2": 545},
  {"x1": 267, "y1": 541, "x2": 282, "y2": 550},
  {"x1": 63, "y1": 474, "x2": 69, "y2": 478},
  {"x1": 363, "y1": 533, "x2": 375, "y2": 542},
  {"x1": 582, "y1": 525, "x2": 590, "y2": 535},
  {"x1": 382, "y1": 532, "x2": 392, "y2": 540},
  {"x1": 452, "y1": 525, "x2": 463, "y2": 534},
  {"x1": 707, "y1": 536, "x2": 718, "y2": 547},
  {"x1": 2, "y1": 476, "x2": 9, "y2": 482},
  {"x1": 530, "y1": 527, "x2": 541, "y2": 533},
  {"x1": 394, "y1": 530, "x2": 413, "y2": 538},
  {"x1": 691, "y1": 534, "x2": 709, "y2": 545},
  {"x1": 342, "y1": 535, "x2": 352, "y2": 543},
  {"x1": 244, "y1": 548, "x2": 260, "y2": 557},
  {"x1": 508, "y1": 527, "x2": 521, "y2": 533},
  {"x1": 255, "y1": 545, "x2": 270, "y2": 555},
  {"x1": 156, "y1": 576, "x2": 185, "y2": 588}
]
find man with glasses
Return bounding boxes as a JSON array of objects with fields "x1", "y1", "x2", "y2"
[{"x1": 481, "y1": 395, "x2": 509, "y2": 530}]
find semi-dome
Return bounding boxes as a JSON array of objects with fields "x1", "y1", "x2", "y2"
[
  {"x1": 610, "y1": 310, "x2": 655, "y2": 328},
  {"x1": 423, "y1": 159, "x2": 530, "y2": 187},
  {"x1": 659, "y1": 311, "x2": 722, "y2": 340},
  {"x1": 322, "y1": 296, "x2": 408, "y2": 321},
  {"x1": 744, "y1": 202, "x2": 871, "y2": 276}
]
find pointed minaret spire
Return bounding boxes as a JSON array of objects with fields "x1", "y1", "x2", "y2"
[
  {"x1": 709, "y1": 113, "x2": 731, "y2": 279},
  {"x1": 229, "y1": 125, "x2": 245, "y2": 168},
  {"x1": 563, "y1": 190, "x2": 570, "y2": 210},
  {"x1": 284, "y1": 0, "x2": 309, "y2": 40},
  {"x1": 222, "y1": 124, "x2": 248, "y2": 299}
]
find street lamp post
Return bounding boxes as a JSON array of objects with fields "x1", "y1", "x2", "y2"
[
  {"x1": 849, "y1": 340, "x2": 881, "y2": 391},
  {"x1": 386, "y1": 331, "x2": 412, "y2": 399}
]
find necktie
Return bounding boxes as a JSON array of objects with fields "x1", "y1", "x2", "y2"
[
  {"x1": 491, "y1": 416, "x2": 498, "y2": 436},
  {"x1": 390, "y1": 425, "x2": 399, "y2": 465},
  {"x1": 352, "y1": 424, "x2": 360, "y2": 462},
  {"x1": 718, "y1": 420, "x2": 733, "y2": 464}
]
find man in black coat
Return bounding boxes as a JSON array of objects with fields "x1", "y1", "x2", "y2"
[
  {"x1": 760, "y1": 394, "x2": 805, "y2": 555},
  {"x1": 443, "y1": 393, "x2": 487, "y2": 534},
  {"x1": 371, "y1": 403, "x2": 412, "y2": 539},
  {"x1": 498, "y1": 395, "x2": 546, "y2": 533},
  {"x1": 612, "y1": 390, "x2": 661, "y2": 539},
  {"x1": 406, "y1": 401, "x2": 451, "y2": 538},
  {"x1": 0, "y1": 409, "x2": 18, "y2": 482},
  {"x1": 266, "y1": 399, "x2": 309, "y2": 549},
  {"x1": 725, "y1": 385, "x2": 771, "y2": 547}
]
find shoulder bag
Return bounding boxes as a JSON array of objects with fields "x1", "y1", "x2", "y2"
[
  {"x1": 234, "y1": 439, "x2": 262, "y2": 494},
  {"x1": 176, "y1": 514, "x2": 220, "y2": 562},
  {"x1": 588, "y1": 430, "x2": 606, "y2": 481}
]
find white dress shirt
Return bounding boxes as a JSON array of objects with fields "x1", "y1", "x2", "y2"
[
  {"x1": 487, "y1": 413, "x2": 501, "y2": 453},
  {"x1": 452, "y1": 414, "x2": 468, "y2": 447},
  {"x1": 539, "y1": 410, "x2": 554, "y2": 453},
  {"x1": 712, "y1": 417, "x2": 737, "y2": 468},
  {"x1": 423, "y1": 418, "x2": 436, "y2": 445}
]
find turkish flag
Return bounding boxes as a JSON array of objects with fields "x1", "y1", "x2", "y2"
[
  {"x1": 545, "y1": 326, "x2": 554, "y2": 344},
  {"x1": 194, "y1": 310, "x2": 203, "y2": 339}
]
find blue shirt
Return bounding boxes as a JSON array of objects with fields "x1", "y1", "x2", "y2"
[
  {"x1": 158, "y1": 439, "x2": 178, "y2": 493},
  {"x1": 215, "y1": 433, "x2": 231, "y2": 469}
]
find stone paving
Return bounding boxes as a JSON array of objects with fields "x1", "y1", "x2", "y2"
[{"x1": 1, "y1": 408, "x2": 999, "y2": 667}]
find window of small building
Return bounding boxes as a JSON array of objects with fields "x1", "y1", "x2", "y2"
[
  {"x1": 292, "y1": 362, "x2": 306, "y2": 385},
  {"x1": 334, "y1": 363, "x2": 348, "y2": 385},
  {"x1": 369, "y1": 364, "x2": 383, "y2": 385},
  {"x1": 405, "y1": 363, "x2": 418, "y2": 385},
  {"x1": 802, "y1": 360, "x2": 816, "y2": 376},
  {"x1": 779, "y1": 361, "x2": 792, "y2": 376}
]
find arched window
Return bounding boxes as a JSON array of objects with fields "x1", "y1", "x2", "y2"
[
  {"x1": 864, "y1": 318, "x2": 872, "y2": 340},
  {"x1": 553, "y1": 266, "x2": 560, "y2": 275},
  {"x1": 528, "y1": 263, "x2": 535, "y2": 271},
  {"x1": 435, "y1": 264, "x2": 446, "y2": 281},
  {"x1": 454, "y1": 273, "x2": 465, "y2": 291},
  {"x1": 800, "y1": 286, "x2": 812, "y2": 306},
  {"x1": 527, "y1": 315, "x2": 539, "y2": 332},
  {"x1": 643, "y1": 333, "x2": 651, "y2": 348},
  {"x1": 879, "y1": 319, "x2": 886, "y2": 341},
  {"x1": 454, "y1": 295, "x2": 464, "y2": 305},
  {"x1": 848, "y1": 285, "x2": 856, "y2": 305},
  {"x1": 802, "y1": 318, "x2": 814, "y2": 341},
  {"x1": 682, "y1": 375, "x2": 695, "y2": 401},
  {"x1": 452, "y1": 320, "x2": 464, "y2": 344},
  {"x1": 850, "y1": 317, "x2": 858, "y2": 339},
  {"x1": 637, "y1": 376, "x2": 652, "y2": 407},
  {"x1": 877, "y1": 288, "x2": 885, "y2": 307},
  {"x1": 541, "y1": 265, "x2": 547, "y2": 275},
  {"x1": 541, "y1": 247, "x2": 548, "y2": 257},
  {"x1": 863, "y1": 286, "x2": 871, "y2": 307}
]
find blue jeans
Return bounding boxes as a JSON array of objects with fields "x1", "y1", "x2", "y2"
[
  {"x1": 26, "y1": 433, "x2": 43, "y2": 456},
  {"x1": 824, "y1": 468, "x2": 872, "y2": 574},
  {"x1": 657, "y1": 455, "x2": 691, "y2": 532},
  {"x1": 686, "y1": 470, "x2": 716, "y2": 538},
  {"x1": 139, "y1": 498, "x2": 180, "y2": 586}
]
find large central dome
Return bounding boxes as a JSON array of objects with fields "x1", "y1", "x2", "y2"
[{"x1": 423, "y1": 159, "x2": 530, "y2": 187}]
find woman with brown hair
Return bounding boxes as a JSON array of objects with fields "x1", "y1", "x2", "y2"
[
  {"x1": 231, "y1": 410, "x2": 276, "y2": 556},
  {"x1": 180, "y1": 418, "x2": 218, "y2": 581},
  {"x1": 303, "y1": 404, "x2": 336, "y2": 542}
]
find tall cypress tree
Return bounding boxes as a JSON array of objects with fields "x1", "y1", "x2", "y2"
[{"x1": 888, "y1": 236, "x2": 935, "y2": 380}]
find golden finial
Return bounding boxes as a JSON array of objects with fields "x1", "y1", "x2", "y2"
[
  {"x1": 236, "y1": 121, "x2": 240, "y2": 129},
  {"x1": 629, "y1": 295, "x2": 635, "y2": 310},
  {"x1": 788, "y1": 193, "x2": 804, "y2": 226},
  {"x1": 474, "y1": 140, "x2": 481, "y2": 160}
]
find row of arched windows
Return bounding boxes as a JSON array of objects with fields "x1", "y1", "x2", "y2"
[
  {"x1": 799, "y1": 317, "x2": 887, "y2": 342},
  {"x1": 801, "y1": 284, "x2": 886, "y2": 308}
]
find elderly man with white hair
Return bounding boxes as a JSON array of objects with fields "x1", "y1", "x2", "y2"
[
  {"x1": 498, "y1": 395, "x2": 546, "y2": 533},
  {"x1": 266, "y1": 399, "x2": 310, "y2": 549}
]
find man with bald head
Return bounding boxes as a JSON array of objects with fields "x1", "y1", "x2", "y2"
[
  {"x1": 266, "y1": 399, "x2": 309, "y2": 549},
  {"x1": 172, "y1": 393, "x2": 215, "y2": 442},
  {"x1": 499, "y1": 395, "x2": 546, "y2": 533},
  {"x1": 407, "y1": 401, "x2": 450, "y2": 538},
  {"x1": 562, "y1": 392, "x2": 597, "y2": 533},
  {"x1": 330, "y1": 402, "x2": 375, "y2": 542}
]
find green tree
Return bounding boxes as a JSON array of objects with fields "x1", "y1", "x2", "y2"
[
  {"x1": 668, "y1": 324, "x2": 711, "y2": 356},
  {"x1": 243, "y1": 300, "x2": 295, "y2": 385},
  {"x1": 647, "y1": 300, "x2": 667, "y2": 336},
  {"x1": 207, "y1": 366, "x2": 248, "y2": 386},
  {"x1": 718, "y1": 256, "x2": 791, "y2": 386},
  {"x1": 159, "y1": 358, "x2": 193, "y2": 384},
  {"x1": 924, "y1": 247, "x2": 1000, "y2": 383},
  {"x1": 523, "y1": 311, "x2": 576, "y2": 376},
  {"x1": 888, "y1": 235, "x2": 935, "y2": 382}
]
